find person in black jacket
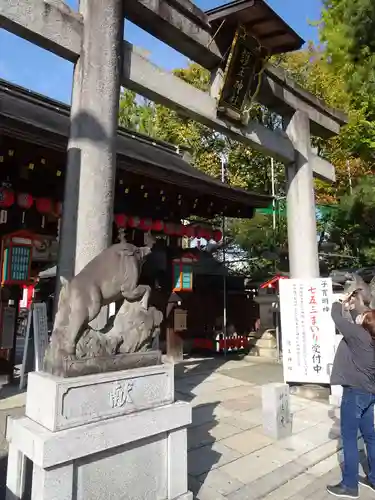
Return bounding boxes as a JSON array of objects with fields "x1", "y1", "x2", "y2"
[{"x1": 327, "y1": 301, "x2": 375, "y2": 498}]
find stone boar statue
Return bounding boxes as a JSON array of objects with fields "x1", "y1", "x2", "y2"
[{"x1": 53, "y1": 235, "x2": 155, "y2": 355}]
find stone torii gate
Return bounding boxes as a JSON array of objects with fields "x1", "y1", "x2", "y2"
[{"x1": 0, "y1": 0, "x2": 346, "y2": 283}]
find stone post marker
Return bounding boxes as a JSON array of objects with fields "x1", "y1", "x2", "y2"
[{"x1": 262, "y1": 383, "x2": 292, "y2": 440}]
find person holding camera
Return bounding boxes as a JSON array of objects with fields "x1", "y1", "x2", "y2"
[{"x1": 327, "y1": 296, "x2": 375, "y2": 498}]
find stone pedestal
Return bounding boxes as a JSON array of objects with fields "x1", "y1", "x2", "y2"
[
  {"x1": 247, "y1": 329, "x2": 278, "y2": 359},
  {"x1": 6, "y1": 364, "x2": 192, "y2": 500},
  {"x1": 329, "y1": 385, "x2": 343, "y2": 407}
]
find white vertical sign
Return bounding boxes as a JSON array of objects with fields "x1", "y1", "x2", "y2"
[
  {"x1": 279, "y1": 278, "x2": 336, "y2": 384},
  {"x1": 33, "y1": 302, "x2": 49, "y2": 372},
  {"x1": 19, "y1": 307, "x2": 33, "y2": 390}
]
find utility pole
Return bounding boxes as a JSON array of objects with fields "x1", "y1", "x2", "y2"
[
  {"x1": 221, "y1": 156, "x2": 228, "y2": 356},
  {"x1": 271, "y1": 158, "x2": 276, "y2": 234},
  {"x1": 346, "y1": 159, "x2": 353, "y2": 194}
]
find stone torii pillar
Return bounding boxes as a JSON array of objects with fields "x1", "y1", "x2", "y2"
[
  {"x1": 285, "y1": 110, "x2": 320, "y2": 279},
  {"x1": 56, "y1": 0, "x2": 124, "y2": 326},
  {"x1": 57, "y1": 0, "x2": 124, "y2": 281}
]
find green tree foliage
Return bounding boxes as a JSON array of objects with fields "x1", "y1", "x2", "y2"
[
  {"x1": 118, "y1": 65, "x2": 285, "y2": 195},
  {"x1": 277, "y1": 46, "x2": 373, "y2": 204},
  {"x1": 323, "y1": 176, "x2": 375, "y2": 265},
  {"x1": 119, "y1": 4, "x2": 375, "y2": 272},
  {"x1": 118, "y1": 66, "x2": 287, "y2": 274},
  {"x1": 320, "y1": 0, "x2": 375, "y2": 157}
]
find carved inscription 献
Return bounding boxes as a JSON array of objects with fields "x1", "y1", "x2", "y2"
[{"x1": 109, "y1": 380, "x2": 134, "y2": 408}]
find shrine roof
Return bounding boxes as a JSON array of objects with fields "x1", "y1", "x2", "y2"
[
  {"x1": 206, "y1": 0, "x2": 304, "y2": 56},
  {"x1": 0, "y1": 79, "x2": 271, "y2": 217}
]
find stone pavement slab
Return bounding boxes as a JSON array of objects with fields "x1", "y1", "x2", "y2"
[
  {"x1": 219, "y1": 427, "x2": 273, "y2": 455},
  {"x1": 0, "y1": 355, "x2": 354, "y2": 500},
  {"x1": 176, "y1": 356, "x2": 346, "y2": 500}
]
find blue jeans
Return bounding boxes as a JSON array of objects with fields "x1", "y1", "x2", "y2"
[{"x1": 341, "y1": 387, "x2": 375, "y2": 488}]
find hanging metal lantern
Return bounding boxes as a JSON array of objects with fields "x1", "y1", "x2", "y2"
[{"x1": 114, "y1": 214, "x2": 127, "y2": 228}]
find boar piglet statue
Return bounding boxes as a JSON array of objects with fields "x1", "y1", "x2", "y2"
[{"x1": 44, "y1": 233, "x2": 164, "y2": 377}]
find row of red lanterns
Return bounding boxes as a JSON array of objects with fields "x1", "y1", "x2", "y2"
[
  {"x1": 114, "y1": 214, "x2": 223, "y2": 242},
  {"x1": 0, "y1": 188, "x2": 223, "y2": 242},
  {"x1": 0, "y1": 188, "x2": 62, "y2": 215}
]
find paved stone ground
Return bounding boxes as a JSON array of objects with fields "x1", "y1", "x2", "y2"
[
  {"x1": 175, "y1": 355, "x2": 373, "y2": 500},
  {"x1": 0, "y1": 352, "x2": 373, "y2": 499}
]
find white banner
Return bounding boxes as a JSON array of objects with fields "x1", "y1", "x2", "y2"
[
  {"x1": 33, "y1": 302, "x2": 49, "y2": 372},
  {"x1": 279, "y1": 278, "x2": 336, "y2": 384}
]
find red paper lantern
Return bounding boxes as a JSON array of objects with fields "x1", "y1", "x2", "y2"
[
  {"x1": 127, "y1": 216, "x2": 140, "y2": 228},
  {"x1": 205, "y1": 229, "x2": 213, "y2": 241},
  {"x1": 114, "y1": 214, "x2": 127, "y2": 228},
  {"x1": 139, "y1": 218, "x2": 152, "y2": 231},
  {"x1": 0, "y1": 188, "x2": 15, "y2": 208},
  {"x1": 183, "y1": 225, "x2": 195, "y2": 238},
  {"x1": 151, "y1": 220, "x2": 164, "y2": 232},
  {"x1": 17, "y1": 193, "x2": 33, "y2": 210},
  {"x1": 35, "y1": 198, "x2": 53, "y2": 214},
  {"x1": 55, "y1": 201, "x2": 63, "y2": 217},
  {"x1": 213, "y1": 230, "x2": 223, "y2": 242},
  {"x1": 196, "y1": 227, "x2": 205, "y2": 239},
  {"x1": 164, "y1": 222, "x2": 179, "y2": 235}
]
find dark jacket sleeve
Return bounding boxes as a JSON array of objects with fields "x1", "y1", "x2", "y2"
[{"x1": 331, "y1": 302, "x2": 369, "y2": 345}]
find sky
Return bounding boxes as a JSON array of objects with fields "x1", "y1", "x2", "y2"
[{"x1": 0, "y1": 0, "x2": 322, "y2": 104}]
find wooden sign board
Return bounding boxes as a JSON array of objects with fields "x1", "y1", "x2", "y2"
[
  {"x1": 19, "y1": 302, "x2": 49, "y2": 389},
  {"x1": 1, "y1": 306, "x2": 16, "y2": 349},
  {"x1": 218, "y1": 27, "x2": 264, "y2": 115}
]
